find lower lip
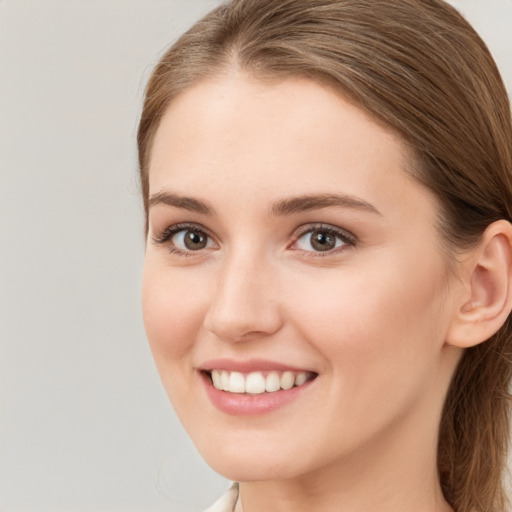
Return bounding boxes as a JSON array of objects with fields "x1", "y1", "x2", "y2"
[{"x1": 200, "y1": 371, "x2": 316, "y2": 416}]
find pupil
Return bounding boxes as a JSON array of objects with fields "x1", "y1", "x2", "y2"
[
  {"x1": 185, "y1": 230, "x2": 207, "y2": 250},
  {"x1": 311, "y1": 230, "x2": 335, "y2": 251}
]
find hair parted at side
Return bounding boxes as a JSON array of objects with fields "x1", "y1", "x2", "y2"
[{"x1": 138, "y1": 1, "x2": 512, "y2": 511}]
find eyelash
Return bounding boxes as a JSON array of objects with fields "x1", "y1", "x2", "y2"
[
  {"x1": 291, "y1": 223, "x2": 357, "y2": 257},
  {"x1": 152, "y1": 222, "x2": 357, "y2": 257},
  {"x1": 152, "y1": 223, "x2": 214, "y2": 257}
]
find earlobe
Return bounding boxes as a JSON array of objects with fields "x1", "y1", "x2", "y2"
[{"x1": 447, "y1": 220, "x2": 512, "y2": 348}]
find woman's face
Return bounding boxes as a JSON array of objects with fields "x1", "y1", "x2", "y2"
[{"x1": 142, "y1": 73, "x2": 462, "y2": 482}]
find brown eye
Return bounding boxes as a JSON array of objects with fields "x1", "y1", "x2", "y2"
[
  {"x1": 293, "y1": 225, "x2": 354, "y2": 254},
  {"x1": 175, "y1": 229, "x2": 209, "y2": 250},
  {"x1": 153, "y1": 223, "x2": 217, "y2": 255},
  {"x1": 183, "y1": 230, "x2": 208, "y2": 250},
  {"x1": 310, "y1": 230, "x2": 336, "y2": 251}
]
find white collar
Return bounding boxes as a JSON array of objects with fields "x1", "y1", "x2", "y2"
[{"x1": 205, "y1": 483, "x2": 240, "y2": 512}]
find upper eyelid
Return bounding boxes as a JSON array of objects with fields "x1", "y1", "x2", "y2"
[
  {"x1": 152, "y1": 222, "x2": 217, "y2": 245},
  {"x1": 291, "y1": 223, "x2": 357, "y2": 242}
]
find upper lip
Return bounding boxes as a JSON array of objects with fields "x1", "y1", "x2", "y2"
[{"x1": 199, "y1": 358, "x2": 316, "y2": 374}]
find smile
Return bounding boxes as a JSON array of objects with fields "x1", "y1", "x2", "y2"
[
  {"x1": 199, "y1": 360, "x2": 319, "y2": 415},
  {"x1": 208, "y1": 370, "x2": 315, "y2": 394}
]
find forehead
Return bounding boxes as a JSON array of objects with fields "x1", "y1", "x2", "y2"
[
  {"x1": 150, "y1": 73, "x2": 405, "y2": 166},
  {"x1": 148, "y1": 72, "x2": 433, "y2": 222}
]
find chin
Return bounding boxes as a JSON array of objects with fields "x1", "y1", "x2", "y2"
[
  {"x1": 203, "y1": 451, "x2": 299, "y2": 482},
  {"x1": 191, "y1": 430, "x2": 322, "y2": 483}
]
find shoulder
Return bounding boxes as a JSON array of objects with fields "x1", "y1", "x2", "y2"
[{"x1": 203, "y1": 482, "x2": 239, "y2": 512}]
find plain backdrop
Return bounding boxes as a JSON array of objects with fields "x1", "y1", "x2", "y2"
[{"x1": 1, "y1": 1, "x2": 511, "y2": 511}]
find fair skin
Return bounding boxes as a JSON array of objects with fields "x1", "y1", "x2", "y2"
[{"x1": 142, "y1": 72, "x2": 512, "y2": 512}]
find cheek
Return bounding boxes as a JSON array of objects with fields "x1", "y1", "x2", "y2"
[
  {"x1": 141, "y1": 259, "x2": 209, "y2": 366},
  {"x1": 141, "y1": 258, "x2": 218, "y2": 422},
  {"x1": 285, "y1": 251, "x2": 449, "y2": 385},
  {"x1": 280, "y1": 256, "x2": 449, "y2": 447}
]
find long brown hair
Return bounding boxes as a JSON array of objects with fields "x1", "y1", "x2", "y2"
[{"x1": 137, "y1": 1, "x2": 512, "y2": 510}]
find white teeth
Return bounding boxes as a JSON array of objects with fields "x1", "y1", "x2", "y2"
[
  {"x1": 212, "y1": 370, "x2": 222, "y2": 389},
  {"x1": 229, "y1": 372, "x2": 246, "y2": 393},
  {"x1": 210, "y1": 369, "x2": 313, "y2": 393},
  {"x1": 265, "y1": 371, "x2": 281, "y2": 392},
  {"x1": 295, "y1": 372, "x2": 307, "y2": 386},
  {"x1": 245, "y1": 372, "x2": 266, "y2": 394},
  {"x1": 220, "y1": 371, "x2": 230, "y2": 391},
  {"x1": 280, "y1": 371, "x2": 295, "y2": 390}
]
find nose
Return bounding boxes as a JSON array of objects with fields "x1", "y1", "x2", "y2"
[{"x1": 203, "y1": 252, "x2": 283, "y2": 343}]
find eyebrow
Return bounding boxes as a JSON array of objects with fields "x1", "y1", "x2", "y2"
[
  {"x1": 148, "y1": 190, "x2": 381, "y2": 217},
  {"x1": 148, "y1": 191, "x2": 215, "y2": 215},
  {"x1": 271, "y1": 193, "x2": 382, "y2": 216}
]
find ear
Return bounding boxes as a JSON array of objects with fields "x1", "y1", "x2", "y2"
[{"x1": 446, "y1": 220, "x2": 512, "y2": 348}]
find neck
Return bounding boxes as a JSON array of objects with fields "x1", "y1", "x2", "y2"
[{"x1": 239, "y1": 461, "x2": 452, "y2": 512}]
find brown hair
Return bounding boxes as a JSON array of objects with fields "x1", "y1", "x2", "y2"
[{"x1": 137, "y1": 1, "x2": 512, "y2": 510}]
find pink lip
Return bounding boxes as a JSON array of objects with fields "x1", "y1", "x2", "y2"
[
  {"x1": 200, "y1": 358, "x2": 313, "y2": 373},
  {"x1": 198, "y1": 361, "x2": 318, "y2": 416}
]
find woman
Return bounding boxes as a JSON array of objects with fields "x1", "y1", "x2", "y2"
[{"x1": 138, "y1": 1, "x2": 512, "y2": 511}]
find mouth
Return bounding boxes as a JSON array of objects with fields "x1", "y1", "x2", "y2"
[
  {"x1": 204, "y1": 369, "x2": 317, "y2": 394},
  {"x1": 198, "y1": 359, "x2": 319, "y2": 415}
]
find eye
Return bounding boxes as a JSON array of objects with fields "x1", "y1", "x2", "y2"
[
  {"x1": 152, "y1": 224, "x2": 215, "y2": 254},
  {"x1": 291, "y1": 224, "x2": 355, "y2": 254},
  {"x1": 174, "y1": 229, "x2": 211, "y2": 250}
]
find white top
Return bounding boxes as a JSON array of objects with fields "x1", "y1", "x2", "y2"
[{"x1": 204, "y1": 483, "x2": 241, "y2": 512}]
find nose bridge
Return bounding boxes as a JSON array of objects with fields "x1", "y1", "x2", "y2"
[{"x1": 204, "y1": 246, "x2": 282, "y2": 342}]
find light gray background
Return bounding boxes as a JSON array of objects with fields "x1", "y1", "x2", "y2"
[{"x1": 1, "y1": 1, "x2": 511, "y2": 511}]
